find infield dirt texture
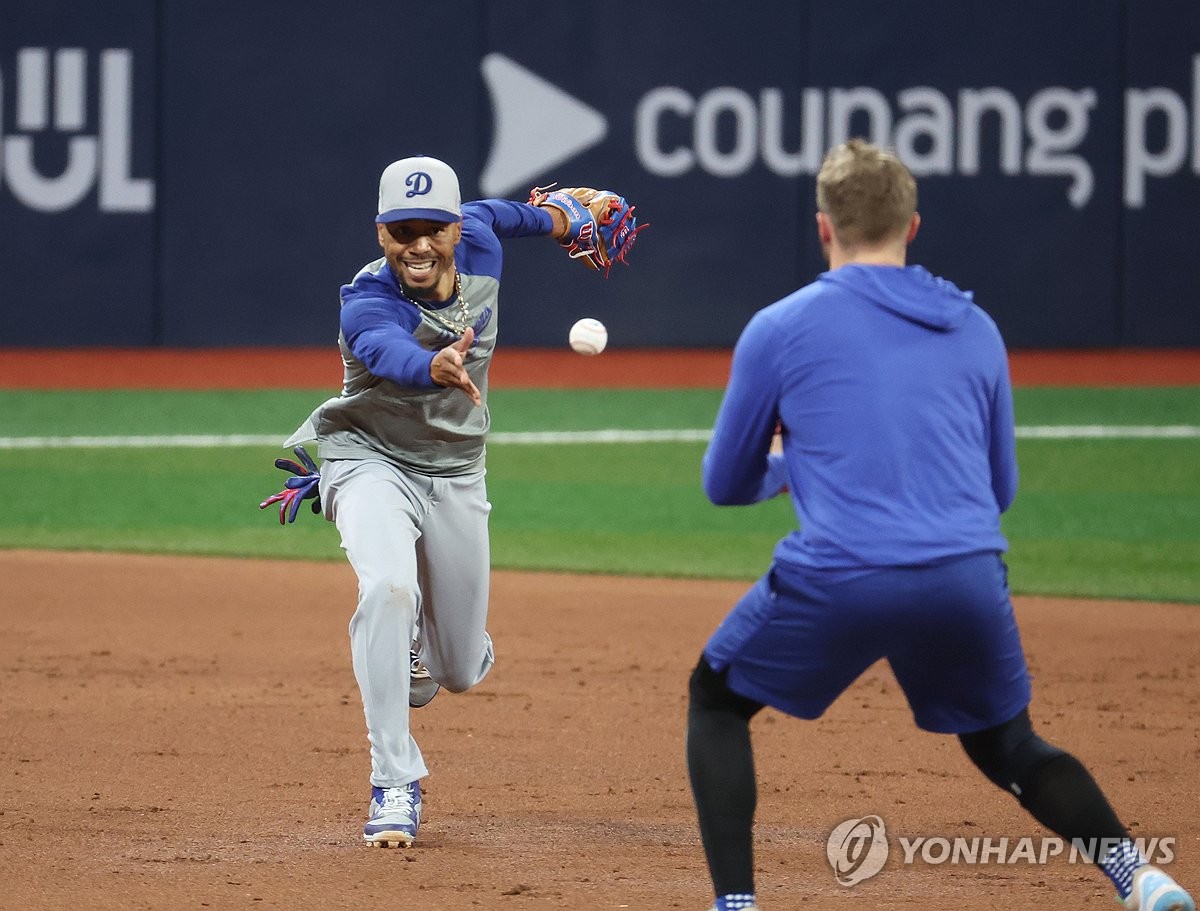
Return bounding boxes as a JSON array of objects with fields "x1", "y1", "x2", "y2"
[{"x1": 3, "y1": 349, "x2": 1198, "y2": 910}]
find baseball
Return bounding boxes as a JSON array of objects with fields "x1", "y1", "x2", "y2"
[{"x1": 569, "y1": 317, "x2": 608, "y2": 356}]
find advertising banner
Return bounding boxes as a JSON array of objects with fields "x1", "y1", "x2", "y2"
[{"x1": 2, "y1": 2, "x2": 1196, "y2": 348}]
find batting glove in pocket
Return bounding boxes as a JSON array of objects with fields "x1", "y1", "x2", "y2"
[{"x1": 259, "y1": 445, "x2": 322, "y2": 524}]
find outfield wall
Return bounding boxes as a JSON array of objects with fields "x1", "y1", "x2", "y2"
[{"x1": 2, "y1": 2, "x2": 1198, "y2": 349}]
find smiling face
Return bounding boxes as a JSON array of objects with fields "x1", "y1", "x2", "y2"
[{"x1": 376, "y1": 218, "x2": 463, "y2": 300}]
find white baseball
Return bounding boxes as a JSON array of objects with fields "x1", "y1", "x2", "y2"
[{"x1": 569, "y1": 317, "x2": 608, "y2": 356}]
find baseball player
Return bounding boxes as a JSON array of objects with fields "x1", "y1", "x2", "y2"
[
  {"x1": 260, "y1": 156, "x2": 643, "y2": 847},
  {"x1": 686, "y1": 140, "x2": 1194, "y2": 911}
]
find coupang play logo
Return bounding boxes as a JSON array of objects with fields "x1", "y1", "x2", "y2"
[
  {"x1": 479, "y1": 52, "x2": 1200, "y2": 209},
  {"x1": 0, "y1": 47, "x2": 154, "y2": 213}
]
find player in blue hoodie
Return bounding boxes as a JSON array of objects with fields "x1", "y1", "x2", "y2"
[{"x1": 686, "y1": 139, "x2": 1194, "y2": 911}]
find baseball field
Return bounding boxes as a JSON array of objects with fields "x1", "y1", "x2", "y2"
[{"x1": 2, "y1": 348, "x2": 1198, "y2": 909}]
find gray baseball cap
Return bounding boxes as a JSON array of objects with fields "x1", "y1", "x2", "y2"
[{"x1": 376, "y1": 155, "x2": 462, "y2": 224}]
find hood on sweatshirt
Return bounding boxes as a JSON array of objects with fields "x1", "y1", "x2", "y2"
[{"x1": 818, "y1": 264, "x2": 974, "y2": 331}]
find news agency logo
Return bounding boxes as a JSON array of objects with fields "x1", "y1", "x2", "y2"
[
  {"x1": 826, "y1": 815, "x2": 1179, "y2": 888},
  {"x1": 827, "y1": 815, "x2": 890, "y2": 886},
  {"x1": 0, "y1": 47, "x2": 154, "y2": 213}
]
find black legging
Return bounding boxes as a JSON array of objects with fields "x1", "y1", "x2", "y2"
[
  {"x1": 959, "y1": 707, "x2": 1128, "y2": 845},
  {"x1": 686, "y1": 658, "x2": 1129, "y2": 897},
  {"x1": 686, "y1": 658, "x2": 764, "y2": 896}
]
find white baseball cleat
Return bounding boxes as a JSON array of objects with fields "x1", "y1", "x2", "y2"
[
  {"x1": 409, "y1": 650, "x2": 440, "y2": 708},
  {"x1": 1125, "y1": 865, "x2": 1195, "y2": 911}
]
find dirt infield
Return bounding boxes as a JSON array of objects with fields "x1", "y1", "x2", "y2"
[
  {"x1": 3, "y1": 350, "x2": 1197, "y2": 907},
  {"x1": 3, "y1": 550, "x2": 1197, "y2": 910}
]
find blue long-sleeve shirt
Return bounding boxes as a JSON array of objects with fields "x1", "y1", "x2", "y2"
[
  {"x1": 287, "y1": 199, "x2": 553, "y2": 475},
  {"x1": 703, "y1": 263, "x2": 1017, "y2": 570},
  {"x1": 339, "y1": 199, "x2": 553, "y2": 388}
]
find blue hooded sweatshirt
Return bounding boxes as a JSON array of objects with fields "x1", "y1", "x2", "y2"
[{"x1": 702, "y1": 264, "x2": 1017, "y2": 571}]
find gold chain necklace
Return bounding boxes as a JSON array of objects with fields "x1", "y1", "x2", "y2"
[{"x1": 406, "y1": 272, "x2": 471, "y2": 335}]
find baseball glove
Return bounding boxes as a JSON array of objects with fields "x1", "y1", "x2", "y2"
[
  {"x1": 528, "y1": 185, "x2": 646, "y2": 277},
  {"x1": 258, "y1": 445, "x2": 322, "y2": 524}
]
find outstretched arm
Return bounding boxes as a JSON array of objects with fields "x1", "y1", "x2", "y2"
[
  {"x1": 464, "y1": 190, "x2": 647, "y2": 276},
  {"x1": 341, "y1": 293, "x2": 438, "y2": 388},
  {"x1": 341, "y1": 293, "x2": 480, "y2": 405}
]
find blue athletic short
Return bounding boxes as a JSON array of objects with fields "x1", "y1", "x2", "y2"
[{"x1": 703, "y1": 552, "x2": 1032, "y2": 734}]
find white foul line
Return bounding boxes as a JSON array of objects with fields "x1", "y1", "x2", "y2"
[
  {"x1": 1014, "y1": 425, "x2": 1200, "y2": 439},
  {"x1": 0, "y1": 426, "x2": 1198, "y2": 450},
  {"x1": 0, "y1": 433, "x2": 286, "y2": 449}
]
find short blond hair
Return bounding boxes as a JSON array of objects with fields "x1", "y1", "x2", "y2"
[{"x1": 816, "y1": 139, "x2": 917, "y2": 248}]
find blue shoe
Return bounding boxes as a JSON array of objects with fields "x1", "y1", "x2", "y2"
[
  {"x1": 363, "y1": 781, "x2": 422, "y2": 847},
  {"x1": 1125, "y1": 866, "x2": 1195, "y2": 911},
  {"x1": 410, "y1": 650, "x2": 440, "y2": 708}
]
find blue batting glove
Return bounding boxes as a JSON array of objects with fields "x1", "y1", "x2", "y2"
[{"x1": 258, "y1": 445, "x2": 322, "y2": 524}]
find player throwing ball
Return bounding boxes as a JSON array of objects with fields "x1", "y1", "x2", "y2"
[
  {"x1": 686, "y1": 139, "x2": 1193, "y2": 911},
  {"x1": 261, "y1": 156, "x2": 643, "y2": 847}
]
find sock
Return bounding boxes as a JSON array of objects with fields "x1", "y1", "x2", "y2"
[
  {"x1": 714, "y1": 894, "x2": 757, "y2": 911},
  {"x1": 1098, "y1": 839, "x2": 1147, "y2": 900}
]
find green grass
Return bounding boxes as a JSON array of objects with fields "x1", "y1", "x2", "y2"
[
  {"x1": 1003, "y1": 437, "x2": 1200, "y2": 601},
  {"x1": 2, "y1": 387, "x2": 1198, "y2": 602},
  {"x1": 1009, "y1": 387, "x2": 1200, "y2": 425},
  {"x1": 0, "y1": 388, "x2": 728, "y2": 436},
  {"x1": 486, "y1": 441, "x2": 794, "y2": 577}
]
